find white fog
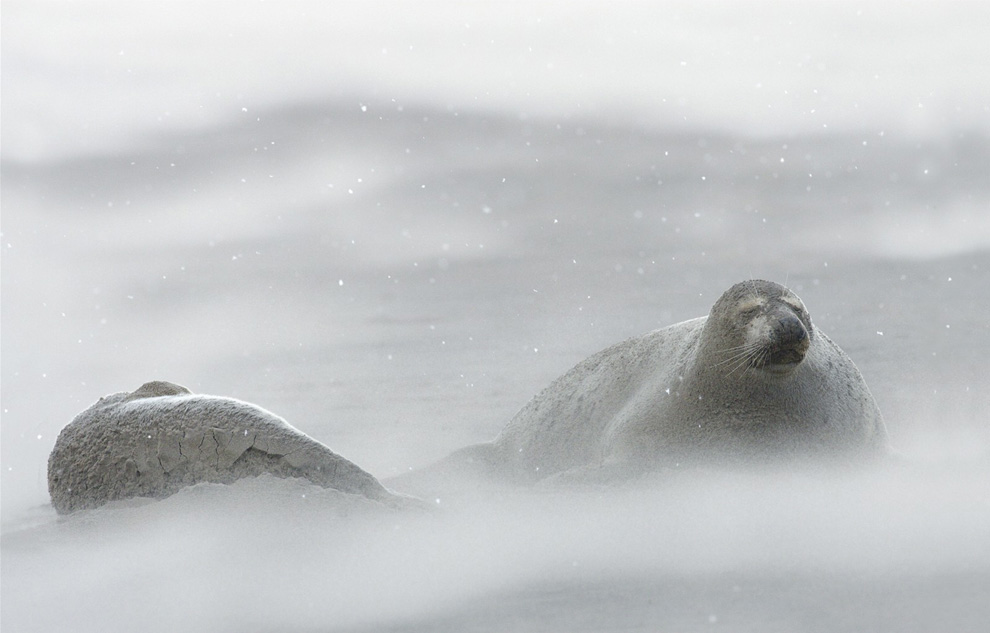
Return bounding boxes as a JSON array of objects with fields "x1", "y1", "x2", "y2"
[{"x1": 2, "y1": 2, "x2": 989, "y2": 632}]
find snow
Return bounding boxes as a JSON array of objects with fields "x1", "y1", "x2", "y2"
[{"x1": 3, "y1": 1, "x2": 990, "y2": 631}]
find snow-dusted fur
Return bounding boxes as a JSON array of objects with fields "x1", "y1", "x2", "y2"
[
  {"x1": 48, "y1": 381, "x2": 401, "y2": 513},
  {"x1": 392, "y1": 280, "x2": 890, "y2": 494},
  {"x1": 487, "y1": 280, "x2": 890, "y2": 482}
]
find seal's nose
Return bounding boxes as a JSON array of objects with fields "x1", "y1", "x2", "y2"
[
  {"x1": 777, "y1": 315, "x2": 807, "y2": 345},
  {"x1": 767, "y1": 314, "x2": 810, "y2": 369}
]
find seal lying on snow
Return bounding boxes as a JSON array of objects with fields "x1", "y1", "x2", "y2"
[
  {"x1": 393, "y1": 279, "x2": 890, "y2": 490},
  {"x1": 48, "y1": 381, "x2": 406, "y2": 513}
]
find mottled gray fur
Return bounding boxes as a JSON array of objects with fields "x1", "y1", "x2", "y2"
[
  {"x1": 395, "y1": 280, "x2": 889, "y2": 491},
  {"x1": 48, "y1": 381, "x2": 403, "y2": 513}
]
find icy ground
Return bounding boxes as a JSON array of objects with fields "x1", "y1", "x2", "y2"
[
  {"x1": 3, "y1": 2, "x2": 990, "y2": 632},
  {"x1": 3, "y1": 98, "x2": 988, "y2": 633}
]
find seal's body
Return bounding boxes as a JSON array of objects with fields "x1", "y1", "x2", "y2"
[
  {"x1": 415, "y1": 280, "x2": 888, "y2": 487},
  {"x1": 48, "y1": 381, "x2": 400, "y2": 513}
]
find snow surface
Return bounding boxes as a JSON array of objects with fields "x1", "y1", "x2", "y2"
[{"x1": 2, "y1": 2, "x2": 989, "y2": 632}]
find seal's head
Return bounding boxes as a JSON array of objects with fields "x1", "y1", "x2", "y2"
[{"x1": 708, "y1": 280, "x2": 813, "y2": 376}]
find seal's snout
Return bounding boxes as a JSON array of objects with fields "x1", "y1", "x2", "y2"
[
  {"x1": 768, "y1": 314, "x2": 810, "y2": 368},
  {"x1": 777, "y1": 315, "x2": 807, "y2": 345}
]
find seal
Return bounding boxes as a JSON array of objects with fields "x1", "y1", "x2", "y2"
[
  {"x1": 48, "y1": 381, "x2": 407, "y2": 513},
  {"x1": 393, "y1": 280, "x2": 889, "y2": 491}
]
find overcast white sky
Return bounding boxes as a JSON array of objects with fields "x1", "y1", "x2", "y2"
[{"x1": 3, "y1": 1, "x2": 988, "y2": 160}]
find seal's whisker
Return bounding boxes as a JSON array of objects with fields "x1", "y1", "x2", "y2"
[
  {"x1": 724, "y1": 344, "x2": 765, "y2": 376},
  {"x1": 725, "y1": 358, "x2": 753, "y2": 377},
  {"x1": 760, "y1": 347, "x2": 773, "y2": 368},
  {"x1": 719, "y1": 350, "x2": 761, "y2": 374},
  {"x1": 714, "y1": 343, "x2": 758, "y2": 359},
  {"x1": 716, "y1": 353, "x2": 753, "y2": 372},
  {"x1": 713, "y1": 342, "x2": 764, "y2": 368},
  {"x1": 714, "y1": 341, "x2": 762, "y2": 359}
]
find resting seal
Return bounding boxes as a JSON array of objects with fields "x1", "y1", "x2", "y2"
[
  {"x1": 394, "y1": 280, "x2": 889, "y2": 491},
  {"x1": 48, "y1": 381, "x2": 405, "y2": 513}
]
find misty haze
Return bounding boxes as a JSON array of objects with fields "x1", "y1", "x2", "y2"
[{"x1": 2, "y1": 2, "x2": 989, "y2": 632}]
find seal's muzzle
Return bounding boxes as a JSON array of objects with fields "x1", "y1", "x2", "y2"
[{"x1": 767, "y1": 314, "x2": 810, "y2": 367}]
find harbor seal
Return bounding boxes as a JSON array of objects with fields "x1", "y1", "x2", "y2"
[
  {"x1": 48, "y1": 381, "x2": 407, "y2": 513},
  {"x1": 394, "y1": 280, "x2": 889, "y2": 491}
]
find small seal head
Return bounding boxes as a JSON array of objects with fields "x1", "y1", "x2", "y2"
[{"x1": 708, "y1": 280, "x2": 813, "y2": 377}]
